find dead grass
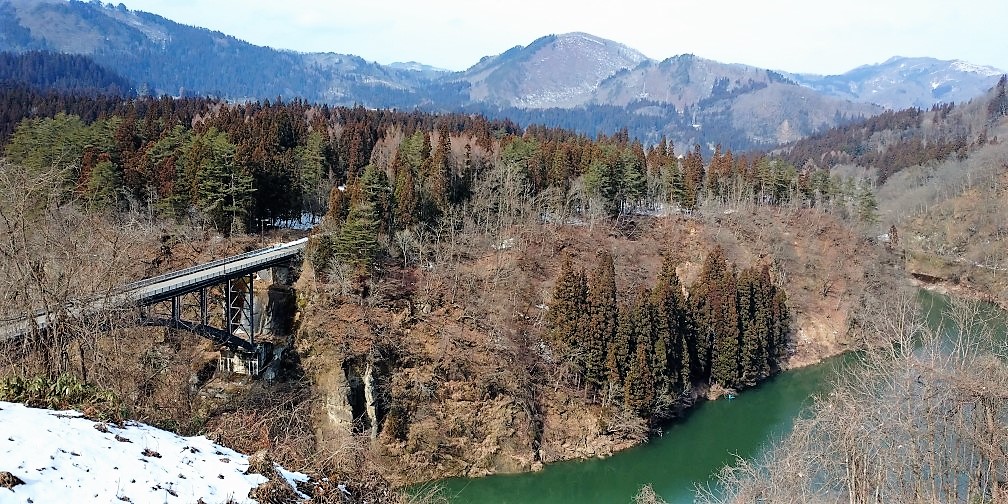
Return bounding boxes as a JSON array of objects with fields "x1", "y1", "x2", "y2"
[{"x1": 0, "y1": 471, "x2": 24, "y2": 489}]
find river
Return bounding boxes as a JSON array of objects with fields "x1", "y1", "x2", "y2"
[{"x1": 433, "y1": 291, "x2": 1006, "y2": 503}]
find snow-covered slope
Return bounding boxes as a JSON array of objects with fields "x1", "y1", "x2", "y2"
[
  {"x1": 0, "y1": 401, "x2": 308, "y2": 504},
  {"x1": 786, "y1": 56, "x2": 1005, "y2": 109}
]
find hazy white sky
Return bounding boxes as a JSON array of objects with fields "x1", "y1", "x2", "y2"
[{"x1": 119, "y1": 0, "x2": 1007, "y2": 75}]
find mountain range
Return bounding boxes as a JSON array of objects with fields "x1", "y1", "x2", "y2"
[{"x1": 0, "y1": 0, "x2": 1004, "y2": 151}]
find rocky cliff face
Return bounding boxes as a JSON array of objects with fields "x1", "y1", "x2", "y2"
[
  {"x1": 291, "y1": 205, "x2": 887, "y2": 487},
  {"x1": 252, "y1": 266, "x2": 298, "y2": 337},
  {"x1": 295, "y1": 298, "x2": 547, "y2": 486}
]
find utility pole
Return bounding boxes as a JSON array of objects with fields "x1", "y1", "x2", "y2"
[{"x1": 229, "y1": 171, "x2": 236, "y2": 236}]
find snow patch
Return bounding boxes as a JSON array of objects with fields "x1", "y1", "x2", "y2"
[
  {"x1": 950, "y1": 60, "x2": 1003, "y2": 76},
  {"x1": 0, "y1": 401, "x2": 309, "y2": 503}
]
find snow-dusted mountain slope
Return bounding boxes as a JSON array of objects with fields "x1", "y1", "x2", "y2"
[
  {"x1": 786, "y1": 56, "x2": 1004, "y2": 109},
  {"x1": 459, "y1": 32, "x2": 650, "y2": 108}
]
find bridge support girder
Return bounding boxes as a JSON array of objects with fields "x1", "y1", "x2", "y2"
[
  {"x1": 226, "y1": 273, "x2": 255, "y2": 345},
  {"x1": 199, "y1": 287, "x2": 208, "y2": 326},
  {"x1": 171, "y1": 295, "x2": 180, "y2": 323}
]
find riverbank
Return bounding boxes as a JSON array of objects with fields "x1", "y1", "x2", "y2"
[
  {"x1": 910, "y1": 274, "x2": 1008, "y2": 313},
  {"x1": 432, "y1": 350, "x2": 850, "y2": 504}
]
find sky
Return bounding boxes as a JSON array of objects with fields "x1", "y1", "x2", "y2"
[{"x1": 118, "y1": 0, "x2": 1008, "y2": 75}]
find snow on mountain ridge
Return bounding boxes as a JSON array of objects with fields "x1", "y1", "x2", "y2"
[
  {"x1": 785, "y1": 56, "x2": 1004, "y2": 109},
  {"x1": 950, "y1": 60, "x2": 1003, "y2": 76}
]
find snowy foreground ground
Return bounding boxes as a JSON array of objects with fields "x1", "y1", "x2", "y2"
[{"x1": 0, "y1": 401, "x2": 309, "y2": 503}]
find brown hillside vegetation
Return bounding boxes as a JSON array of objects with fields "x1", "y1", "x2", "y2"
[
  {"x1": 877, "y1": 119, "x2": 1008, "y2": 309},
  {"x1": 296, "y1": 204, "x2": 891, "y2": 486}
]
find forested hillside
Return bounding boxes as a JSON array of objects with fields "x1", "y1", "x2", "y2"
[
  {"x1": 0, "y1": 50, "x2": 133, "y2": 95},
  {"x1": 1, "y1": 81, "x2": 893, "y2": 240},
  {"x1": 775, "y1": 75, "x2": 1008, "y2": 311},
  {"x1": 0, "y1": 0, "x2": 464, "y2": 106},
  {"x1": 780, "y1": 75, "x2": 1008, "y2": 182},
  {"x1": 0, "y1": 83, "x2": 904, "y2": 490}
]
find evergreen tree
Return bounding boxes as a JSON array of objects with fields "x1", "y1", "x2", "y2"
[
  {"x1": 856, "y1": 180, "x2": 878, "y2": 224},
  {"x1": 768, "y1": 288, "x2": 790, "y2": 372},
  {"x1": 771, "y1": 160, "x2": 798, "y2": 205},
  {"x1": 652, "y1": 329, "x2": 670, "y2": 401},
  {"x1": 333, "y1": 202, "x2": 380, "y2": 269},
  {"x1": 547, "y1": 143, "x2": 571, "y2": 190},
  {"x1": 691, "y1": 246, "x2": 744, "y2": 387},
  {"x1": 500, "y1": 136, "x2": 541, "y2": 186},
  {"x1": 690, "y1": 246, "x2": 723, "y2": 381},
  {"x1": 326, "y1": 184, "x2": 350, "y2": 224},
  {"x1": 584, "y1": 250, "x2": 617, "y2": 394},
  {"x1": 681, "y1": 144, "x2": 704, "y2": 210},
  {"x1": 87, "y1": 157, "x2": 123, "y2": 210},
  {"x1": 428, "y1": 127, "x2": 452, "y2": 211},
  {"x1": 147, "y1": 124, "x2": 191, "y2": 219},
  {"x1": 194, "y1": 129, "x2": 254, "y2": 234},
  {"x1": 295, "y1": 130, "x2": 327, "y2": 217},
  {"x1": 584, "y1": 146, "x2": 625, "y2": 217},
  {"x1": 624, "y1": 341, "x2": 655, "y2": 417},
  {"x1": 547, "y1": 257, "x2": 587, "y2": 363},
  {"x1": 392, "y1": 150, "x2": 418, "y2": 228},
  {"x1": 651, "y1": 256, "x2": 686, "y2": 395},
  {"x1": 737, "y1": 268, "x2": 769, "y2": 385},
  {"x1": 608, "y1": 301, "x2": 634, "y2": 399},
  {"x1": 5, "y1": 113, "x2": 91, "y2": 190},
  {"x1": 662, "y1": 162, "x2": 685, "y2": 209},
  {"x1": 620, "y1": 148, "x2": 646, "y2": 211},
  {"x1": 357, "y1": 163, "x2": 393, "y2": 238},
  {"x1": 709, "y1": 264, "x2": 740, "y2": 388},
  {"x1": 624, "y1": 289, "x2": 655, "y2": 417}
]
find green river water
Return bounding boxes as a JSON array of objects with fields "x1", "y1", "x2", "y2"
[{"x1": 432, "y1": 290, "x2": 1006, "y2": 503}]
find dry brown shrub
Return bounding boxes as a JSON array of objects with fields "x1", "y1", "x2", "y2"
[
  {"x1": 0, "y1": 471, "x2": 24, "y2": 489},
  {"x1": 701, "y1": 290, "x2": 1008, "y2": 504},
  {"x1": 634, "y1": 484, "x2": 668, "y2": 504}
]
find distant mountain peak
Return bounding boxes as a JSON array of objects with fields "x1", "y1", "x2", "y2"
[
  {"x1": 556, "y1": 31, "x2": 601, "y2": 40},
  {"x1": 552, "y1": 32, "x2": 650, "y2": 61},
  {"x1": 459, "y1": 31, "x2": 650, "y2": 108}
]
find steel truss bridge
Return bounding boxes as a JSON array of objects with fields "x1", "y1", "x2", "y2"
[{"x1": 1, "y1": 238, "x2": 307, "y2": 371}]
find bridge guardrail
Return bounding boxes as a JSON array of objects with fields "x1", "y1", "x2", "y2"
[
  {"x1": 125, "y1": 241, "x2": 280, "y2": 290},
  {"x1": 128, "y1": 238, "x2": 306, "y2": 301},
  {"x1": 122, "y1": 238, "x2": 306, "y2": 294}
]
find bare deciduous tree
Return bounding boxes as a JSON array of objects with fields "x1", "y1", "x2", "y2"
[
  {"x1": 0, "y1": 161, "x2": 156, "y2": 385},
  {"x1": 700, "y1": 288, "x2": 1008, "y2": 504}
]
